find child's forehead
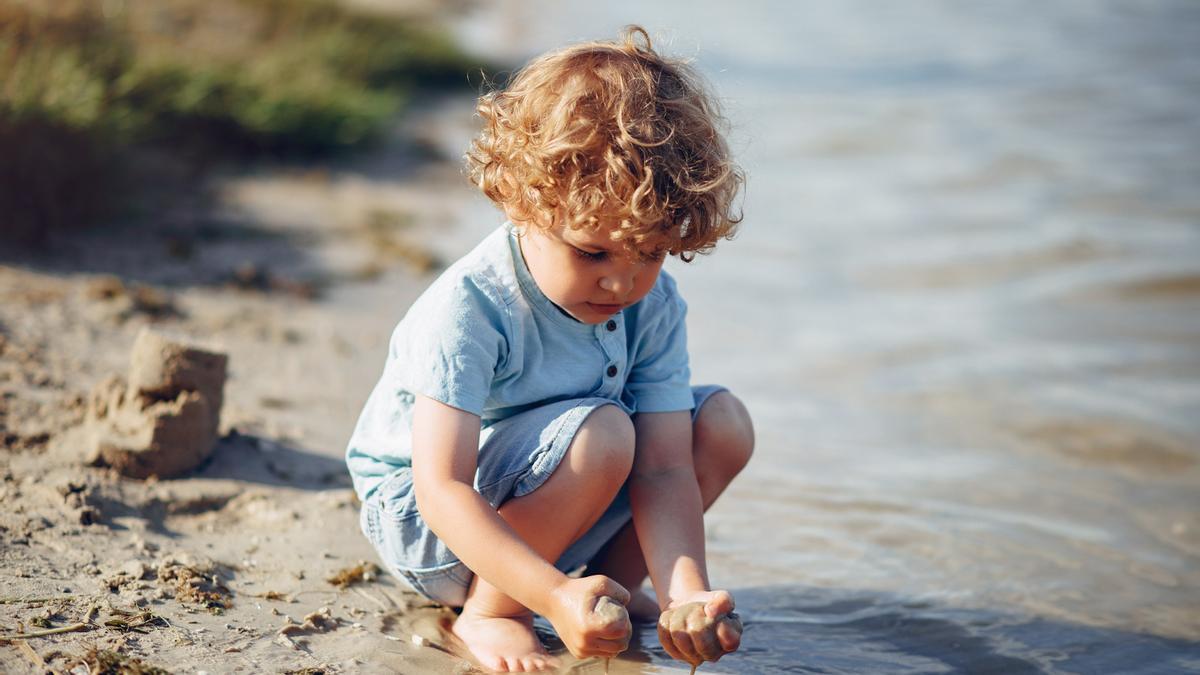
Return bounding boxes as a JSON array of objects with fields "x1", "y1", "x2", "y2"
[{"x1": 559, "y1": 225, "x2": 616, "y2": 247}]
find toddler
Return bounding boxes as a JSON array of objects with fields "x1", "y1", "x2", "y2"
[{"x1": 346, "y1": 26, "x2": 753, "y2": 672}]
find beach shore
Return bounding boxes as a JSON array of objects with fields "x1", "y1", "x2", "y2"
[{"x1": 0, "y1": 93, "x2": 520, "y2": 674}]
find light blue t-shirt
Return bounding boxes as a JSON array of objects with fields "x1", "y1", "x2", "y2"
[{"x1": 346, "y1": 224, "x2": 693, "y2": 499}]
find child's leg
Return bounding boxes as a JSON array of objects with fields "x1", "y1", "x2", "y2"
[
  {"x1": 588, "y1": 390, "x2": 755, "y2": 618},
  {"x1": 454, "y1": 404, "x2": 635, "y2": 672}
]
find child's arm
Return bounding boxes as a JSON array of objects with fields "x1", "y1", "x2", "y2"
[
  {"x1": 628, "y1": 410, "x2": 742, "y2": 662},
  {"x1": 410, "y1": 395, "x2": 630, "y2": 658},
  {"x1": 629, "y1": 410, "x2": 707, "y2": 599}
]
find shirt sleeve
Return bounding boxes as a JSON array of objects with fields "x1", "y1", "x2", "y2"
[
  {"x1": 625, "y1": 284, "x2": 693, "y2": 414},
  {"x1": 388, "y1": 275, "x2": 508, "y2": 416}
]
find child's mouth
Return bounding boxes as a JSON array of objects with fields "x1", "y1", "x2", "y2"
[{"x1": 587, "y1": 302, "x2": 623, "y2": 314}]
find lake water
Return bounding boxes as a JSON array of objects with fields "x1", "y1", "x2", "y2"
[{"x1": 423, "y1": 1, "x2": 1200, "y2": 671}]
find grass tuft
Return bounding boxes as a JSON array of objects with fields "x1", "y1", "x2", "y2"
[{"x1": 0, "y1": 0, "x2": 482, "y2": 244}]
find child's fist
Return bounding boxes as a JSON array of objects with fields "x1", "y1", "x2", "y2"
[
  {"x1": 547, "y1": 575, "x2": 632, "y2": 659},
  {"x1": 656, "y1": 591, "x2": 742, "y2": 667}
]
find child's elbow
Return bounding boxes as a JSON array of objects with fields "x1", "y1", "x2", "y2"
[{"x1": 411, "y1": 465, "x2": 444, "y2": 524}]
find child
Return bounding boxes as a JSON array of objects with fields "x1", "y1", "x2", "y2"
[{"x1": 346, "y1": 26, "x2": 753, "y2": 672}]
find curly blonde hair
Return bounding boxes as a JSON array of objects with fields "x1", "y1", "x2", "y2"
[{"x1": 466, "y1": 26, "x2": 744, "y2": 261}]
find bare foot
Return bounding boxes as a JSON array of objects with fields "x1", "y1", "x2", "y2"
[
  {"x1": 452, "y1": 606, "x2": 559, "y2": 672},
  {"x1": 626, "y1": 588, "x2": 660, "y2": 623}
]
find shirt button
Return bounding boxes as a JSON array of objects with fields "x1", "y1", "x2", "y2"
[
  {"x1": 606, "y1": 364, "x2": 618, "y2": 377},
  {"x1": 606, "y1": 319, "x2": 617, "y2": 332}
]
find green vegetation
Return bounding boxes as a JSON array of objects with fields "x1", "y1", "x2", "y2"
[{"x1": 0, "y1": 0, "x2": 481, "y2": 244}]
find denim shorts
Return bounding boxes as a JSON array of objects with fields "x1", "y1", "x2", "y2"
[{"x1": 358, "y1": 385, "x2": 727, "y2": 607}]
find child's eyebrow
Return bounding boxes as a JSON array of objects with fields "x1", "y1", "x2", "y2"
[{"x1": 561, "y1": 233, "x2": 613, "y2": 252}]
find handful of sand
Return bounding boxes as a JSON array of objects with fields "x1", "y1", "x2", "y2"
[
  {"x1": 656, "y1": 601, "x2": 743, "y2": 674},
  {"x1": 593, "y1": 595, "x2": 631, "y2": 673}
]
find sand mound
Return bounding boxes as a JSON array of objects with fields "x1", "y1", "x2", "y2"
[{"x1": 83, "y1": 328, "x2": 228, "y2": 479}]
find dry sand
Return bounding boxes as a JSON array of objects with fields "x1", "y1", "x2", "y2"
[{"x1": 0, "y1": 98, "x2": 681, "y2": 674}]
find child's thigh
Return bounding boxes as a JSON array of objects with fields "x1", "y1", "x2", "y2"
[{"x1": 474, "y1": 396, "x2": 619, "y2": 507}]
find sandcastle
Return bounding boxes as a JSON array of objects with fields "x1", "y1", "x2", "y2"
[{"x1": 83, "y1": 328, "x2": 228, "y2": 479}]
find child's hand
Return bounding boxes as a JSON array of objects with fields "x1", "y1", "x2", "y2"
[
  {"x1": 656, "y1": 590, "x2": 742, "y2": 667},
  {"x1": 546, "y1": 575, "x2": 633, "y2": 659}
]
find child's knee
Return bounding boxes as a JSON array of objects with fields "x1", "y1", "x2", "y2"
[
  {"x1": 569, "y1": 404, "x2": 636, "y2": 483},
  {"x1": 694, "y1": 391, "x2": 755, "y2": 475}
]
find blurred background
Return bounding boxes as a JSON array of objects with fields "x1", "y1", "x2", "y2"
[{"x1": 3, "y1": 0, "x2": 1199, "y2": 672}]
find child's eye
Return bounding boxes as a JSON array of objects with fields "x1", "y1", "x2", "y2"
[{"x1": 572, "y1": 247, "x2": 607, "y2": 262}]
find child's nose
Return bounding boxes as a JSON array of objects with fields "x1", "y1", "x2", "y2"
[{"x1": 600, "y1": 272, "x2": 633, "y2": 296}]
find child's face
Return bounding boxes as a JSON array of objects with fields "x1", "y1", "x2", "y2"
[{"x1": 519, "y1": 222, "x2": 666, "y2": 324}]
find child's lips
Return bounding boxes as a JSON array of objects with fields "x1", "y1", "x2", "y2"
[{"x1": 587, "y1": 302, "x2": 623, "y2": 314}]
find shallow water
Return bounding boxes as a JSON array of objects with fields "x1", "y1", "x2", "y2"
[{"x1": 417, "y1": 1, "x2": 1200, "y2": 671}]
